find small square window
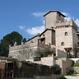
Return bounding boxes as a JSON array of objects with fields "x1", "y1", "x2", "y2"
[
  {"x1": 65, "y1": 32, "x2": 68, "y2": 36},
  {"x1": 61, "y1": 42, "x2": 64, "y2": 46},
  {"x1": 77, "y1": 35, "x2": 79, "y2": 40},
  {"x1": 65, "y1": 26, "x2": 69, "y2": 28},
  {"x1": 31, "y1": 41, "x2": 33, "y2": 43},
  {"x1": 78, "y1": 42, "x2": 79, "y2": 47}
]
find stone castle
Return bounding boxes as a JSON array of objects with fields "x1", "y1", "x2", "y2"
[{"x1": 9, "y1": 11, "x2": 79, "y2": 61}]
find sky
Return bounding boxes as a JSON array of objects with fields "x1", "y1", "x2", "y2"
[{"x1": 0, "y1": 0, "x2": 79, "y2": 39}]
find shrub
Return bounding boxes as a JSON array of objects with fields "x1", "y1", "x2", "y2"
[
  {"x1": 74, "y1": 63, "x2": 79, "y2": 67},
  {"x1": 71, "y1": 60, "x2": 74, "y2": 67},
  {"x1": 66, "y1": 67, "x2": 74, "y2": 75}
]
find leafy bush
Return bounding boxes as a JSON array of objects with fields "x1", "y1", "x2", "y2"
[
  {"x1": 74, "y1": 62, "x2": 79, "y2": 67},
  {"x1": 66, "y1": 67, "x2": 74, "y2": 75},
  {"x1": 71, "y1": 60, "x2": 74, "y2": 67},
  {"x1": 0, "y1": 31, "x2": 24, "y2": 56}
]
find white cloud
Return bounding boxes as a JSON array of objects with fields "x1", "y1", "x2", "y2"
[
  {"x1": 18, "y1": 25, "x2": 45, "y2": 35},
  {"x1": 62, "y1": 12, "x2": 72, "y2": 21},
  {"x1": 64, "y1": 17, "x2": 72, "y2": 21},
  {"x1": 62, "y1": 12, "x2": 69, "y2": 16},
  {"x1": 75, "y1": 19, "x2": 79, "y2": 27},
  {"x1": 23, "y1": 12, "x2": 45, "y2": 35},
  {"x1": 62, "y1": 12, "x2": 79, "y2": 27},
  {"x1": 32, "y1": 12, "x2": 45, "y2": 17},
  {"x1": 19, "y1": 26, "x2": 25, "y2": 30},
  {"x1": 18, "y1": 12, "x2": 45, "y2": 36},
  {"x1": 19, "y1": 11, "x2": 79, "y2": 36},
  {"x1": 26, "y1": 25, "x2": 45, "y2": 35},
  {"x1": 42, "y1": 20, "x2": 45, "y2": 25}
]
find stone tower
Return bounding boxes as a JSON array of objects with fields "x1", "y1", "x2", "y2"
[
  {"x1": 44, "y1": 11, "x2": 78, "y2": 57},
  {"x1": 44, "y1": 11, "x2": 65, "y2": 29}
]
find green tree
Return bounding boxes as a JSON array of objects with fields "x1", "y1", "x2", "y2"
[
  {"x1": 2, "y1": 31, "x2": 23, "y2": 45},
  {"x1": 0, "y1": 31, "x2": 24, "y2": 56}
]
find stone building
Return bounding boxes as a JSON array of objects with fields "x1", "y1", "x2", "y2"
[{"x1": 9, "y1": 11, "x2": 79, "y2": 61}]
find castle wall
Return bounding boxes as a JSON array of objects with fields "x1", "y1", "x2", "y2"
[
  {"x1": 45, "y1": 30, "x2": 52, "y2": 45},
  {"x1": 45, "y1": 12, "x2": 57, "y2": 29},
  {"x1": 55, "y1": 25, "x2": 73, "y2": 57},
  {"x1": 9, "y1": 11, "x2": 79, "y2": 61},
  {"x1": 25, "y1": 36, "x2": 39, "y2": 47}
]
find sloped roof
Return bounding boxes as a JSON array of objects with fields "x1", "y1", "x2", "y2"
[
  {"x1": 40, "y1": 28, "x2": 55, "y2": 36},
  {"x1": 26, "y1": 34, "x2": 40, "y2": 42},
  {"x1": 44, "y1": 11, "x2": 65, "y2": 17},
  {"x1": 26, "y1": 28, "x2": 55, "y2": 42}
]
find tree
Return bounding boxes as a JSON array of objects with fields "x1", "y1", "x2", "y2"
[
  {"x1": 2, "y1": 31, "x2": 23, "y2": 45},
  {"x1": 0, "y1": 31, "x2": 24, "y2": 56},
  {"x1": 66, "y1": 67, "x2": 74, "y2": 75}
]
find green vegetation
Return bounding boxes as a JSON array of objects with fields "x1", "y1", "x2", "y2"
[
  {"x1": 35, "y1": 46, "x2": 53, "y2": 58},
  {"x1": 66, "y1": 67, "x2": 74, "y2": 75},
  {"x1": 74, "y1": 63, "x2": 79, "y2": 67},
  {"x1": 0, "y1": 31, "x2": 26, "y2": 56},
  {"x1": 71, "y1": 60, "x2": 74, "y2": 67}
]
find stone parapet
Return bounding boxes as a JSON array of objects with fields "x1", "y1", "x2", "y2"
[
  {"x1": 9, "y1": 44, "x2": 30, "y2": 51},
  {"x1": 56, "y1": 20, "x2": 73, "y2": 27}
]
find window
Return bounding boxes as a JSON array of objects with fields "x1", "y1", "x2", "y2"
[
  {"x1": 43, "y1": 34, "x2": 45, "y2": 36},
  {"x1": 65, "y1": 32, "x2": 68, "y2": 36},
  {"x1": 31, "y1": 41, "x2": 33, "y2": 43},
  {"x1": 78, "y1": 42, "x2": 79, "y2": 47},
  {"x1": 34, "y1": 57, "x2": 41, "y2": 61},
  {"x1": 65, "y1": 26, "x2": 69, "y2": 28},
  {"x1": 61, "y1": 42, "x2": 64, "y2": 46},
  {"x1": 77, "y1": 35, "x2": 79, "y2": 40}
]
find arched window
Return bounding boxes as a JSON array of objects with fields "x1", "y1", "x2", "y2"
[
  {"x1": 65, "y1": 32, "x2": 68, "y2": 36},
  {"x1": 61, "y1": 42, "x2": 64, "y2": 46}
]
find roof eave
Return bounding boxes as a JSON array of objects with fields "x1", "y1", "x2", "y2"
[{"x1": 43, "y1": 11, "x2": 66, "y2": 17}]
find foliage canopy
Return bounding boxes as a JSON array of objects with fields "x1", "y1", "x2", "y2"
[{"x1": 0, "y1": 31, "x2": 26, "y2": 56}]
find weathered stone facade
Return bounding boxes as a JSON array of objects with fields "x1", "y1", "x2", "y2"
[{"x1": 9, "y1": 11, "x2": 79, "y2": 61}]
